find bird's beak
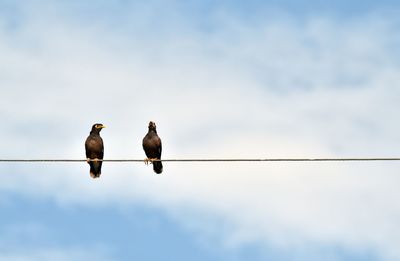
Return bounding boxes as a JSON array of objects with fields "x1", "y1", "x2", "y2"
[{"x1": 101, "y1": 125, "x2": 106, "y2": 128}]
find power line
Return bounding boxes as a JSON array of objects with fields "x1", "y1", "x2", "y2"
[{"x1": 0, "y1": 158, "x2": 400, "y2": 163}]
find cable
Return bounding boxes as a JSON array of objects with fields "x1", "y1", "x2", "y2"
[{"x1": 0, "y1": 158, "x2": 400, "y2": 162}]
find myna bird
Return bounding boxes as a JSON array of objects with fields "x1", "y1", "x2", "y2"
[
  {"x1": 85, "y1": 123, "x2": 106, "y2": 178},
  {"x1": 142, "y1": 121, "x2": 163, "y2": 174}
]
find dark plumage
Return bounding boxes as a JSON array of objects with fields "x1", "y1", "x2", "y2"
[
  {"x1": 142, "y1": 121, "x2": 163, "y2": 174},
  {"x1": 85, "y1": 123, "x2": 106, "y2": 178}
]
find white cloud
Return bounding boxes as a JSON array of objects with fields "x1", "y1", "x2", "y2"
[{"x1": 1, "y1": 3, "x2": 400, "y2": 260}]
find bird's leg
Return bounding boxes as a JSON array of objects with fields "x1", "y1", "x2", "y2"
[
  {"x1": 144, "y1": 158, "x2": 150, "y2": 165},
  {"x1": 144, "y1": 158, "x2": 158, "y2": 165},
  {"x1": 88, "y1": 158, "x2": 101, "y2": 163},
  {"x1": 149, "y1": 158, "x2": 158, "y2": 164}
]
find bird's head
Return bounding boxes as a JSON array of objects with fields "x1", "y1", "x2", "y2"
[
  {"x1": 91, "y1": 123, "x2": 106, "y2": 133},
  {"x1": 148, "y1": 121, "x2": 157, "y2": 131}
]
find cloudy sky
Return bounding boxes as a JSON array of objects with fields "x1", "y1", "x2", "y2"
[{"x1": 1, "y1": 1, "x2": 400, "y2": 260}]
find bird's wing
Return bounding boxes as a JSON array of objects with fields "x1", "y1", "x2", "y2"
[{"x1": 158, "y1": 137, "x2": 162, "y2": 157}]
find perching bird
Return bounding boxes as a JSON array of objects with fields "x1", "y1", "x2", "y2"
[
  {"x1": 85, "y1": 123, "x2": 106, "y2": 178},
  {"x1": 142, "y1": 121, "x2": 163, "y2": 174}
]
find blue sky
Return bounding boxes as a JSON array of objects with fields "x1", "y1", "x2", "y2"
[{"x1": 1, "y1": 1, "x2": 400, "y2": 260}]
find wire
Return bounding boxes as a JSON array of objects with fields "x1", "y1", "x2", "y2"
[{"x1": 0, "y1": 158, "x2": 400, "y2": 163}]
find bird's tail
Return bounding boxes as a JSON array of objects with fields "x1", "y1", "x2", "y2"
[
  {"x1": 90, "y1": 162, "x2": 102, "y2": 178},
  {"x1": 153, "y1": 161, "x2": 163, "y2": 174}
]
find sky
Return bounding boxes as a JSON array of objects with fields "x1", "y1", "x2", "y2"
[{"x1": 1, "y1": 0, "x2": 400, "y2": 260}]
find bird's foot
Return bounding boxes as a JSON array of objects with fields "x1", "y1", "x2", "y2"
[
  {"x1": 86, "y1": 158, "x2": 91, "y2": 163},
  {"x1": 144, "y1": 158, "x2": 158, "y2": 165},
  {"x1": 144, "y1": 158, "x2": 150, "y2": 165}
]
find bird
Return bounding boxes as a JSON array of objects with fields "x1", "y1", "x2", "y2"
[
  {"x1": 85, "y1": 123, "x2": 106, "y2": 178},
  {"x1": 142, "y1": 121, "x2": 163, "y2": 174}
]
